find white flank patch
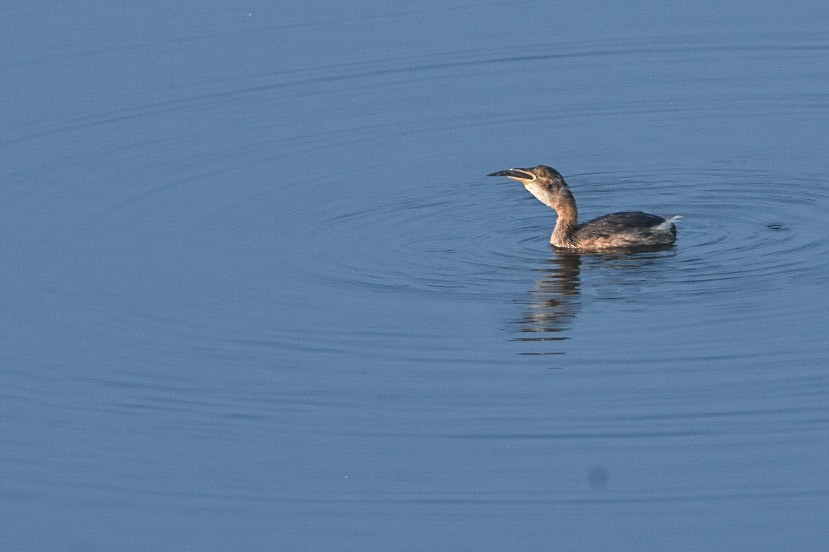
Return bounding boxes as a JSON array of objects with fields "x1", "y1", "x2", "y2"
[{"x1": 657, "y1": 215, "x2": 682, "y2": 231}]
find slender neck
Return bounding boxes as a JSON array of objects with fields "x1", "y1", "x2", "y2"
[{"x1": 551, "y1": 189, "x2": 579, "y2": 247}]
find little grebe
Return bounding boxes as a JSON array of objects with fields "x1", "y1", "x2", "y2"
[{"x1": 488, "y1": 165, "x2": 680, "y2": 251}]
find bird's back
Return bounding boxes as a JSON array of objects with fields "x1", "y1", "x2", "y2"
[{"x1": 572, "y1": 211, "x2": 677, "y2": 249}]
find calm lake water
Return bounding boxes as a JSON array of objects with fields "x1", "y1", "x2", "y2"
[{"x1": 2, "y1": 1, "x2": 828, "y2": 550}]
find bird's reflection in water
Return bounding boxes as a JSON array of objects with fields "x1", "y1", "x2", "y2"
[
  {"x1": 513, "y1": 252, "x2": 582, "y2": 356},
  {"x1": 513, "y1": 247, "x2": 676, "y2": 356}
]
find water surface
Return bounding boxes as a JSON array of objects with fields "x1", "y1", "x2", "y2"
[{"x1": 2, "y1": 2, "x2": 828, "y2": 550}]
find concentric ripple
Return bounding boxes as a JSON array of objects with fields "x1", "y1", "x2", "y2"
[{"x1": 280, "y1": 166, "x2": 829, "y2": 308}]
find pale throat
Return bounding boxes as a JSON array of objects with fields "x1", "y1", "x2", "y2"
[
  {"x1": 524, "y1": 182, "x2": 578, "y2": 223},
  {"x1": 522, "y1": 181, "x2": 579, "y2": 246},
  {"x1": 523, "y1": 181, "x2": 555, "y2": 209}
]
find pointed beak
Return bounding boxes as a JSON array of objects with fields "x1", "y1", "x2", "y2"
[{"x1": 487, "y1": 168, "x2": 535, "y2": 181}]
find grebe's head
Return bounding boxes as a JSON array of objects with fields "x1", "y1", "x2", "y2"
[
  {"x1": 487, "y1": 165, "x2": 564, "y2": 186},
  {"x1": 487, "y1": 165, "x2": 573, "y2": 211}
]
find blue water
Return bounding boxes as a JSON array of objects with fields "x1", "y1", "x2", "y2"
[{"x1": 2, "y1": 2, "x2": 828, "y2": 550}]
